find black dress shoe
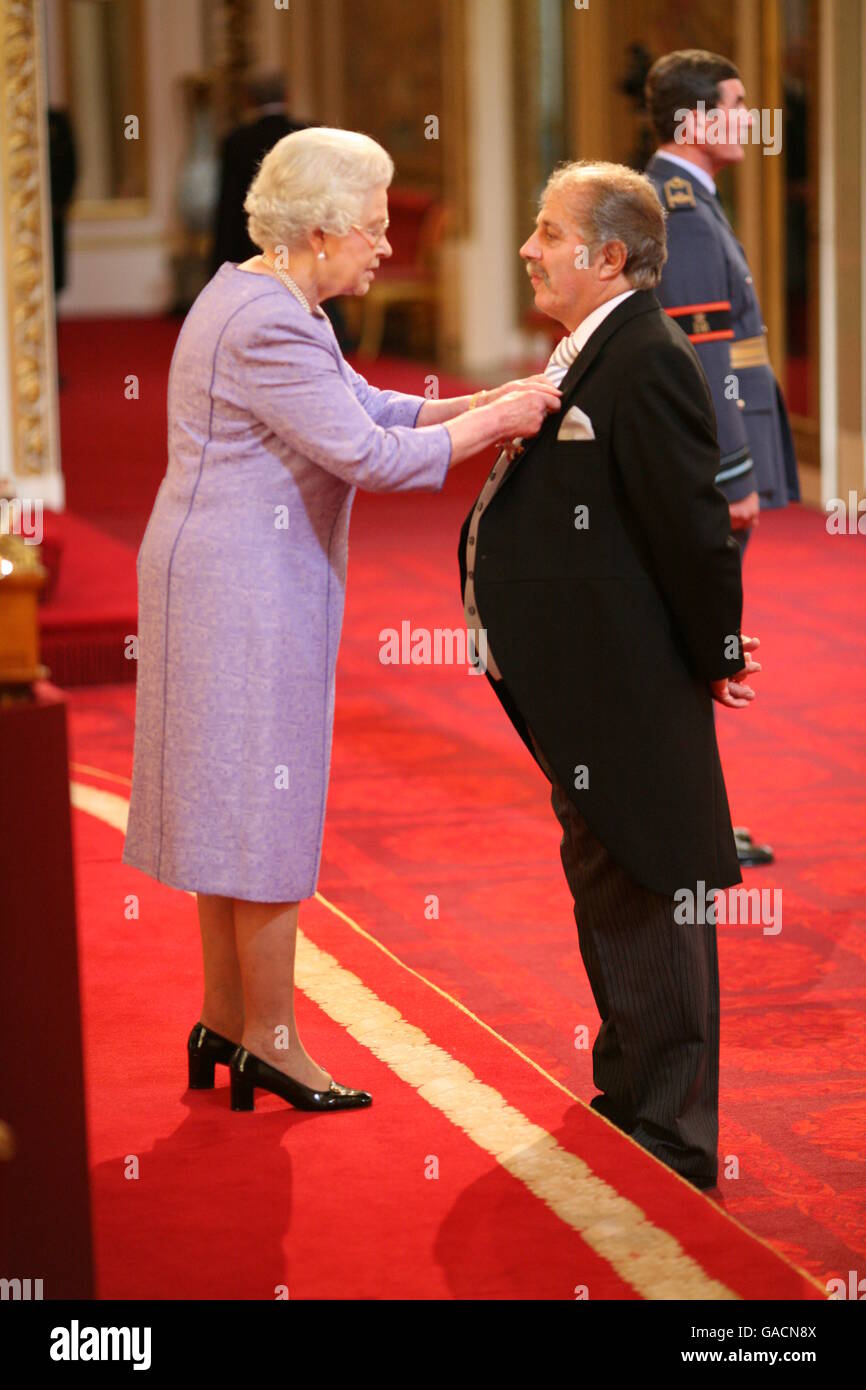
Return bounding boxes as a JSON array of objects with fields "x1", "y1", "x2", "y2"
[
  {"x1": 735, "y1": 829, "x2": 775, "y2": 867},
  {"x1": 187, "y1": 1021, "x2": 240, "y2": 1089},
  {"x1": 685, "y1": 1172, "x2": 719, "y2": 1191},
  {"x1": 589, "y1": 1093, "x2": 634, "y2": 1134},
  {"x1": 229, "y1": 1046, "x2": 373, "y2": 1113}
]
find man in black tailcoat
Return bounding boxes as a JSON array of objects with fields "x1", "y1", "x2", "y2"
[{"x1": 458, "y1": 160, "x2": 762, "y2": 1188}]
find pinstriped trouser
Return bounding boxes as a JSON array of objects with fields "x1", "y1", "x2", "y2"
[{"x1": 526, "y1": 727, "x2": 720, "y2": 1187}]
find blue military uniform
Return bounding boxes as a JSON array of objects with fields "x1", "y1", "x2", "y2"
[{"x1": 645, "y1": 152, "x2": 800, "y2": 510}]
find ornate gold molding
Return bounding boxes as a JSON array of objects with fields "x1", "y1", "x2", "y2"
[{"x1": 0, "y1": 0, "x2": 56, "y2": 484}]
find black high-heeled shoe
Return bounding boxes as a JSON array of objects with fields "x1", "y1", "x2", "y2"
[
  {"x1": 187, "y1": 1022, "x2": 240, "y2": 1089},
  {"x1": 229, "y1": 1046, "x2": 372, "y2": 1113}
]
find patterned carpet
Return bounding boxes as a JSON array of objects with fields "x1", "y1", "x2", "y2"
[{"x1": 53, "y1": 316, "x2": 866, "y2": 1293}]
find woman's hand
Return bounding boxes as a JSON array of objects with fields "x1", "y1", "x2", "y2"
[
  {"x1": 416, "y1": 374, "x2": 559, "y2": 428},
  {"x1": 443, "y1": 384, "x2": 559, "y2": 468},
  {"x1": 482, "y1": 374, "x2": 559, "y2": 406},
  {"x1": 490, "y1": 386, "x2": 561, "y2": 443}
]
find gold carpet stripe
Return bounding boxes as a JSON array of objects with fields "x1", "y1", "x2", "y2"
[
  {"x1": 70, "y1": 777, "x2": 737, "y2": 1300},
  {"x1": 315, "y1": 890, "x2": 827, "y2": 1299},
  {"x1": 71, "y1": 780, "x2": 133, "y2": 829},
  {"x1": 315, "y1": 890, "x2": 582, "y2": 1100},
  {"x1": 293, "y1": 930, "x2": 737, "y2": 1300},
  {"x1": 71, "y1": 761, "x2": 133, "y2": 789}
]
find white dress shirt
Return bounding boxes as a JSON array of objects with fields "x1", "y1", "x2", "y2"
[{"x1": 653, "y1": 148, "x2": 717, "y2": 196}]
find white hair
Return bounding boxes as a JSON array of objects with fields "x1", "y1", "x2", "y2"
[{"x1": 244, "y1": 126, "x2": 394, "y2": 251}]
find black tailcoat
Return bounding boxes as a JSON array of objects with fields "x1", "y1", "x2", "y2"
[{"x1": 458, "y1": 289, "x2": 745, "y2": 896}]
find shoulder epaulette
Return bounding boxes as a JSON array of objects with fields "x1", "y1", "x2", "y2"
[{"x1": 662, "y1": 175, "x2": 697, "y2": 211}]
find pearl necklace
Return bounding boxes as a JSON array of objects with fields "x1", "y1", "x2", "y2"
[{"x1": 259, "y1": 254, "x2": 313, "y2": 313}]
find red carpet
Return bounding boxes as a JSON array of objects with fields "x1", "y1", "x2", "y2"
[
  {"x1": 39, "y1": 511, "x2": 140, "y2": 686},
  {"x1": 67, "y1": 782, "x2": 823, "y2": 1300},
  {"x1": 53, "y1": 316, "x2": 866, "y2": 1298}
]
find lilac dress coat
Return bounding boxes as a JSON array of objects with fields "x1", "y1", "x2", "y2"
[{"x1": 122, "y1": 263, "x2": 451, "y2": 900}]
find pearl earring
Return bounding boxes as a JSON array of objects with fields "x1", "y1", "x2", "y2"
[{"x1": 317, "y1": 251, "x2": 326, "y2": 260}]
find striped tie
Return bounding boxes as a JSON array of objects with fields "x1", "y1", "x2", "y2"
[
  {"x1": 545, "y1": 328, "x2": 582, "y2": 385},
  {"x1": 500, "y1": 330, "x2": 581, "y2": 467}
]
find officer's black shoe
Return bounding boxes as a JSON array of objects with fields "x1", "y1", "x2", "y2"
[{"x1": 735, "y1": 828, "x2": 775, "y2": 867}]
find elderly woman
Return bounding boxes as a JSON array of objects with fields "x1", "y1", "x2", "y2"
[{"x1": 122, "y1": 126, "x2": 558, "y2": 1114}]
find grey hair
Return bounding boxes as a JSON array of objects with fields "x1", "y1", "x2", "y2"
[
  {"x1": 542, "y1": 160, "x2": 668, "y2": 289},
  {"x1": 244, "y1": 126, "x2": 394, "y2": 251}
]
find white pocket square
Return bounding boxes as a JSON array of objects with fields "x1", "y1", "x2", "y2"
[{"x1": 556, "y1": 405, "x2": 596, "y2": 441}]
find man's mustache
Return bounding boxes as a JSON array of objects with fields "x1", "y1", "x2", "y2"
[{"x1": 526, "y1": 263, "x2": 549, "y2": 284}]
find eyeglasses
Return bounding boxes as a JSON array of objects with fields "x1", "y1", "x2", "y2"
[{"x1": 350, "y1": 218, "x2": 390, "y2": 248}]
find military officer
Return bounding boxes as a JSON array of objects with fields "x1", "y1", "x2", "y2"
[{"x1": 644, "y1": 49, "x2": 799, "y2": 867}]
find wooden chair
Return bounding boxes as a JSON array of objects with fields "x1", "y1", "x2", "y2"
[{"x1": 355, "y1": 189, "x2": 446, "y2": 359}]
